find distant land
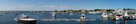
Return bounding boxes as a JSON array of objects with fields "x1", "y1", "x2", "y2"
[{"x1": 0, "y1": 8, "x2": 134, "y2": 12}]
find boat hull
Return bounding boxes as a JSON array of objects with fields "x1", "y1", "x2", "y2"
[
  {"x1": 14, "y1": 18, "x2": 37, "y2": 23},
  {"x1": 102, "y1": 15, "x2": 108, "y2": 17}
]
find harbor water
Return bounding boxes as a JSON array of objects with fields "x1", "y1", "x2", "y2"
[{"x1": 0, "y1": 11, "x2": 136, "y2": 24}]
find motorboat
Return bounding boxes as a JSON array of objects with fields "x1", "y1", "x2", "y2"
[
  {"x1": 115, "y1": 14, "x2": 123, "y2": 20},
  {"x1": 102, "y1": 13, "x2": 108, "y2": 17},
  {"x1": 89, "y1": 12, "x2": 97, "y2": 14},
  {"x1": 80, "y1": 13, "x2": 86, "y2": 21},
  {"x1": 124, "y1": 11, "x2": 129, "y2": 16},
  {"x1": 14, "y1": 14, "x2": 37, "y2": 23},
  {"x1": 81, "y1": 13, "x2": 86, "y2": 19}
]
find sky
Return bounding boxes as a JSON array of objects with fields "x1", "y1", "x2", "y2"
[{"x1": 0, "y1": 0, "x2": 136, "y2": 11}]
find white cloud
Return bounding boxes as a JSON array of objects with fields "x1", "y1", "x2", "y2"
[
  {"x1": 50, "y1": 5, "x2": 55, "y2": 8},
  {"x1": 41, "y1": 5, "x2": 71, "y2": 8},
  {"x1": 10, "y1": 5, "x2": 72, "y2": 11}
]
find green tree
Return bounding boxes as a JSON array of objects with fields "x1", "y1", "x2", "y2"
[{"x1": 94, "y1": 9, "x2": 101, "y2": 11}]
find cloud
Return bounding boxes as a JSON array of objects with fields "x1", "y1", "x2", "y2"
[
  {"x1": 14, "y1": 5, "x2": 72, "y2": 8},
  {"x1": 11, "y1": 5, "x2": 72, "y2": 11},
  {"x1": 41, "y1": 5, "x2": 72, "y2": 8}
]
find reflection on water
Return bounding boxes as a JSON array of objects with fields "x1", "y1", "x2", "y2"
[
  {"x1": 80, "y1": 17, "x2": 85, "y2": 21},
  {"x1": 80, "y1": 17, "x2": 85, "y2": 24},
  {"x1": 103, "y1": 17, "x2": 108, "y2": 24},
  {"x1": 52, "y1": 16, "x2": 56, "y2": 21},
  {"x1": 18, "y1": 22, "x2": 36, "y2": 24},
  {"x1": 120, "y1": 20, "x2": 127, "y2": 24},
  {"x1": 80, "y1": 21, "x2": 85, "y2": 24},
  {"x1": 115, "y1": 18, "x2": 127, "y2": 24},
  {"x1": 116, "y1": 21, "x2": 119, "y2": 24},
  {"x1": 125, "y1": 20, "x2": 127, "y2": 24}
]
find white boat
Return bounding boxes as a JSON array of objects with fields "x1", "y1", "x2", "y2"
[
  {"x1": 102, "y1": 13, "x2": 108, "y2": 17},
  {"x1": 124, "y1": 11, "x2": 129, "y2": 16},
  {"x1": 116, "y1": 11, "x2": 128, "y2": 20},
  {"x1": 89, "y1": 12, "x2": 97, "y2": 14},
  {"x1": 14, "y1": 14, "x2": 37, "y2": 23},
  {"x1": 52, "y1": 12, "x2": 56, "y2": 16},
  {"x1": 81, "y1": 13, "x2": 85, "y2": 19},
  {"x1": 115, "y1": 14, "x2": 123, "y2": 20},
  {"x1": 112, "y1": 8, "x2": 124, "y2": 20},
  {"x1": 80, "y1": 13, "x2": 86, "y2": 21},
  {"x1": 132, "y1": 15, "x2": 136, "y2": 19}
]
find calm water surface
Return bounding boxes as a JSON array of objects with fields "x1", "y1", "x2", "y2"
[{"x1": 0, "y1": 11, "x2": 135, "y2": 24}]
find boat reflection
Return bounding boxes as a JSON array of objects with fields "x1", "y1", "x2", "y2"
[
  {"x1": 103, "y1": 17, "x2": 108, "y2": 24},
  {"x1": 80, "y1": 13, "x2": 85, "y2": 21},
  {"x1": 52, "y1": 16, "x2": 56, "y2": 21},
  {"x1": 80, "y1": 21, "x2": 85, "y2": 24},
  {"x1": 18, "y1": 22, "x2": 36, "y2": 24},
  {"x1": 116, "y1": 18, "x2": 127, "y2": 24},
  {"x1": 80, "y1": 13, "x2": 86, "y2": 24}
]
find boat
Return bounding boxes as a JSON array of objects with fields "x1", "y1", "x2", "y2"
[
  {"x1": 80, "y1": 13, "x2": 86, "y2": 21},
  {"x1": 14, "y1": 14, "x2": 37, "y2": 23},
  {"x1": 89, "y1": 11, "x2": 97, "y2": 14},
  {"x1": 52, "y1": 12, "x2": 56, "y2": 16},
  {"x1": 81, "y1": 13, "x2": 86, "y2": 19},
  {"x1": 111, "y1": 9, "x2": 124, "y2": 20},
  {"x1": 124, "y1": 11, "x2": 129, "y2": 16},
  {"x1": 102, "y1": 13, "x2": 108, "y2": 17},
  {"x1": 115, "y1": 14, "x2": 123, "y2": 20},
  {"x1": 131, "y1": 15, "x2": 136, "y2": 19}
]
